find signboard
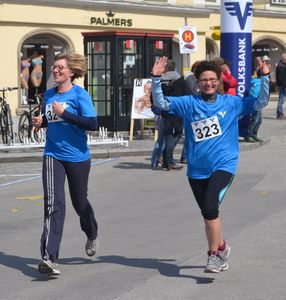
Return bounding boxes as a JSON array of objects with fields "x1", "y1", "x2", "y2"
[
  {"x1": 131, "y1": 78, "x2": 154, "y2": 119},
  {"x1": 220, "y1": 0, "x2": 253, "y2": 137},
  {"x1": 179, "y1": 25, "x2": 198, "y2": 54}
]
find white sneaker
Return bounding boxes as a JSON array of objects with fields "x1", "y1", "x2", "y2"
[
  {"x1": 218, "y1": 244, "x2": 231, "y2": 264},
  {"x1": 38, "y1": 259, "x2": 60, "y2": 276},
  {"x1": 85, "y1": 238, "x2": 98, "y2": 257},
  {"x1": 205, "y1": 252, "x2": 228, "y2": 273}
]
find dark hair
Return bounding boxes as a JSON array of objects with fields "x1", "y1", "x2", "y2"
[
  {"x1": 191, "y1": 60, "x2": 201, "y2": 73},
  {"x1": 194, "y1": 60, "x2": 221, "y2": 80},
  {"x1": 166, "y1": 59, "x2": 176, "y2": 71}
]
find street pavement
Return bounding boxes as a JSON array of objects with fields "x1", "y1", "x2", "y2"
[{"x1": 1, "y1": 100, "x2": 286, "y2": 299}]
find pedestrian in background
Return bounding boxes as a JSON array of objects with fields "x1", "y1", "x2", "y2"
[
  {"x1": 214, "y1": 57, "x2": 238, "y2": 96},
  {"x1": 275, "y1": 53, "x2": 286, "y2": 119},
  {"x1": 180, "y1": 60, "x2": 201, "y2": 164},
  {"x1": 33, "y1": 52, "x2": 99, "y2": 276},
  {"x1": 151, "y1": 56, "x2": 269, "y2": 273},
  {"x1": 160, "y1": 59, "x2": 190, "y2": 171},
  {"x1": 245, "y1": 68, "x2": 266, "y2": 142}
]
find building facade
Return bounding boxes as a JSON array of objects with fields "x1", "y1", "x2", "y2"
[{"x1": 1, "y1": 0, "x2": 286, "y2": 131}]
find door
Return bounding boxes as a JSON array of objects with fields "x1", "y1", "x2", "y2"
[
  {"x1": 116, "y1": 37, "x2": 144, "y2": 131},
  {"x1": 84, "y1": 33, "x2": 173, "y2": 132},
  {"x1": 85, "y1": 38, "x2": 114, "y2": 130}
]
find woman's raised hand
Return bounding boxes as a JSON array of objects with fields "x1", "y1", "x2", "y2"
[
  {"x1": 152, "y1": 56, "x2": 168, "y2": 76},
  {"x1": 257, "y1": 56, "x2": 270, "y2": 75}
]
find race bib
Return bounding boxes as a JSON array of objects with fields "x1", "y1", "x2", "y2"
[
  {"x1": 191, "y1": 116, "x2": 222, "y2": 142},
  {"x1": 45, "y1": 102, "x2": 68, "y2": 123}
]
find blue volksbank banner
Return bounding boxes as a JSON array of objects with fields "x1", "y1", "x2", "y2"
[{"x1": 220, "y1": 0, "x2": 253, "y2": 136}]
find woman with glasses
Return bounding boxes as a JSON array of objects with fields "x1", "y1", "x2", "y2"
[
  {"x1": 33, "y1": 52, "x2": 98, "y2": 276},
  {"x1": 151, "y1": 57, "x2": 270, "y2": 273}
]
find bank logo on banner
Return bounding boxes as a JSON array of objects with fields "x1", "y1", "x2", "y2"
[
  {"x1": 221, "y1": 1, "x2": 252, "y2": 33},
  {"x1": 225, "y1": 2, "x2": 253, "y2": 30}
]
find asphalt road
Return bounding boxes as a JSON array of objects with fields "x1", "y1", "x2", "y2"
[
  {"x1": 1, "y1": 102, "x2": 286, "y2": 299},
  {"x1": 1, "y1": 130, "x2": 286, "y2": 300}
]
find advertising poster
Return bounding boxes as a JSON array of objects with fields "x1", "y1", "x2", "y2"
[{"x1": 131, "y1": 78, "x2": 154, "y2": 119}]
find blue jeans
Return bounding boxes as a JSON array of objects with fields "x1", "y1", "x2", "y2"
[
  {"x1": 277, "y1": 86, "x2": 286, "y2": 116},
  {"x1": 162, "y1": 114, "x2": 183, "y2": 166},
  {"x1": 180, "y1": 141, "x2": 187, "y2": 162},
  {"x1": 247, "y1": 110, "x2": 262, "y2": 138},
  {"x1": 151, "y1": 116, "x2": 165, "y2": 167}
]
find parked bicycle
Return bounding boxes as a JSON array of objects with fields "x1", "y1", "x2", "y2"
[
  {"x1": 0, "y1": 87, "x2": 17, "y2": 144},
  {"x1": 18, "y1": 94, "x2": 45, "y2": 144}
]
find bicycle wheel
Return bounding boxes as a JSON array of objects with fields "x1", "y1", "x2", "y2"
[
  {"x1": 1, "y1": 104, "x2": 14, "y2": 144},
  {"x1": 18, "y1": 111, "x2": 31, "y2": 143}
]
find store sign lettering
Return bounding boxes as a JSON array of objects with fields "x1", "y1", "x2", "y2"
[
  {"x1": 90, "y1": 11, "x2": 132, "y2": 27},
  {"x1": 91, "y1": 17, "x2": 132, "y2": 27}
]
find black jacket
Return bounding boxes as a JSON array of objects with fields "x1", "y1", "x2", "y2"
[{"x1": 276, "y1": 60, "x2": 286, "y2": 87}]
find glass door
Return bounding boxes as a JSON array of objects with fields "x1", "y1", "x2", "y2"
[
  {"x1": 116, "y1": 37, "x2": 144, "y2": 131},
  {"x1": 85, "y1": 38, "x2": 114, "y2": 130}
]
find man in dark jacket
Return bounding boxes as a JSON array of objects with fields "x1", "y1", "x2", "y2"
[
  {"x1": 275, "y1": 53, "x2": 286, "y2": 119},
  {"x1": 160, "y1": 60, "x2": 190, "y2": 170}
]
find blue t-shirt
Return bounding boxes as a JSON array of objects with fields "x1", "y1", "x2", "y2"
[
  {"x1": 151, "y1": 74, "x2": 269, "y2": 179},
  {"x1": 43, "y1": 84, "x2": 96, "y2": 162},
  {"x1": 168, "y1": 93, "x2": 256, "y2": 179}
]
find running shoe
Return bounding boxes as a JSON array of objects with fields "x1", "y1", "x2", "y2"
[
  {"x1": 218, "y1": 243, "x2": 231, "y2": 265},
  {"x1": 85, "y1": 238, "x2": 98, "y2": 257},
  {"x1": 38, "y1": 259, "x2": 60, "y2": 276},
  {"x1": 205, "y1": 252, "x2": 228, "y2": 273}
]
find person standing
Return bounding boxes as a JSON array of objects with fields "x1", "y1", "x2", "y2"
[
  {"x1": 245, "y1": 69, "x2": 265, "y2": 142},
  {"x1": 160, "y1": 59, "x2": 190, "y2": 170},
  {"x1": 151, "y1": 56, "x2": 269, "y2": 273},
  {"x1": 33, "y1": 52, "x2": 99, "y2": 276},
  {"x1": 275, "y1": 53, "x2": 286, "y2": 119}
]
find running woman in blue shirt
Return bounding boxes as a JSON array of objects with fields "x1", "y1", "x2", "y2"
[
  {"x1": 33, "y1": 52, "x2": 98, "y2": 276},
  {"x1": 151, "y1": 57, "x2": 270, "y2": 273}
]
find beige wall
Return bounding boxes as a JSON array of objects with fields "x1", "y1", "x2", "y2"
[{"x1": 1, "y1": 2, "x2": 286, "y2": 114}]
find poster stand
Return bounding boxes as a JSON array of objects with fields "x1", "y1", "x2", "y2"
[{"x1": 129, "y1": 119, "x2": 157, "y2": 142}]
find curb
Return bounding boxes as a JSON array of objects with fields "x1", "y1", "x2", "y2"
[{"x1": 0, "y1": 140, "x2": 270, "y2": 163}]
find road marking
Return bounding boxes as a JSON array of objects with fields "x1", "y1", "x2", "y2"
[
  {"x1": 0, "y1": 158, "x2": 118, "y2": 188},
  {"x1": 11, "y1": 208, "x2": 20, "y2": 213},
  {"x1": 0, "y1": 174, "x2": 41, "y2": 177},
  {"x1": 16, "y1": 195, "x2": 43, "y2": 201}
]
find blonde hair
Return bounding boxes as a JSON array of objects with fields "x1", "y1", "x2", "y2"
[{"x1": 54, "y1": 52, "x2": 87, "y2": 81}]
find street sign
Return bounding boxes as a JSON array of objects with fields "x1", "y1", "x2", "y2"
[{"x1": 179, "y1": 25, "x2": 198, "y2": 54}]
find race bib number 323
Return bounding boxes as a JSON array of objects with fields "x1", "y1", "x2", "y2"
[{"x1": 191, "y1": 116, "x2": 222, "y2": 142}]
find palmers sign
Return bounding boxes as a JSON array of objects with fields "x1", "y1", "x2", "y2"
[{"x1": 90, "y1": 10, "x2": 133, "y2": 27}]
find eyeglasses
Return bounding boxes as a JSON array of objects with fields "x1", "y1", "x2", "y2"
[
  {"x1": 51, "y1": 65, "x2": 68, "y2": 71},
  {"x1": 199, "y1": 78, "x2": 218, "y2": 84}
]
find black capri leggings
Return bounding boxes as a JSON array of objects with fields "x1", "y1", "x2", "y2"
[{"x1": 188, "y1": 170, "x2": 234, "y2": 220}]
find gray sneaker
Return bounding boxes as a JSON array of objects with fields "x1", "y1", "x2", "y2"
[
  {"x1": 205, "y1": 253, "x2": 228, "y2": 273},
  {"x1": 85, "y1": 238, "x2": 98, "y2": 257},
  {"x1": 38, "y1": 259, "x2": 60, "y2": 276},
  {"x1": 218, "y1": 244, "x2": 231, "y2": 264}
]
